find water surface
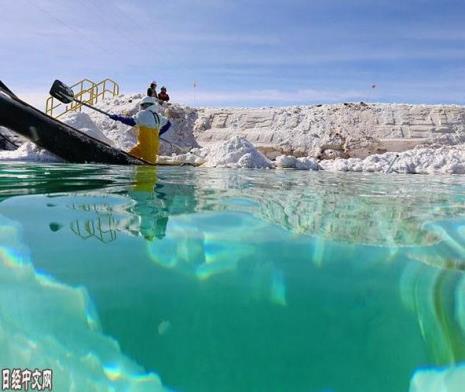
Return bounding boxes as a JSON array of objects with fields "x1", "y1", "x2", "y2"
[{"x1": 1, "y1": 163, "x2": 465, "y2": 391}]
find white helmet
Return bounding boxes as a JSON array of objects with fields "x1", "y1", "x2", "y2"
[{"x1": 140, "y1": 96, "x2": 158, "y2": 112}]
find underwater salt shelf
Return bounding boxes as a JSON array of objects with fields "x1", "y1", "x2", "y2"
[{"x1": 0, "y1": 214, "x2": 164, "y2": 391}]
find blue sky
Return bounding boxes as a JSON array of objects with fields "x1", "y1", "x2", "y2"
[{"x1": 2, "y1": 0, "x2": 465, "y2": 108}]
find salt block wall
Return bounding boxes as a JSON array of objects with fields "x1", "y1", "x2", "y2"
[{"x1": 191, "y1": 103, "x2": 465, "y2": 158}]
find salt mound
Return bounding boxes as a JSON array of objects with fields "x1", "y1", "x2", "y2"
[
  {"x1": 0, "y1": 142, "x2": 61, "y2": 162},
  {"x1": 275, "y1": 155, "x2": 320, "y2": 170},
  {"x1": 201, "y1": 136, "x2": 272, "y2": 168},
  {"x1": 157, "y1": 150, "x2": 206, "y2": 166},
  {"x1": 62, "y1": 112, "x2": 115, "y2": 146},
  {"x1": 60, "y1": 95, "x2": 151, "y2": 152},
  {"x1": 78, "y1": 127, "x2": 115, "y2": 146},
  {"x1": 0, "y1": 214, "x2": 165, "y2": 391},
  {"x1": 61, "y1": 111, "x2": 99, "y2": 132},
  {"x1": 320, "y1": 145, "x2": 465, "y2": 174}
]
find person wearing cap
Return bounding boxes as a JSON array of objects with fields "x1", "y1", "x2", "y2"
[
  {"x1": 109, "y1": 97, "x2": 171, "y2": 164},
  {"x1": 147, "y1": 82, "x2": 158, "y2": 98},
  {"x1": 158, "y1": 87, "x2": 170, "y2": 103}
]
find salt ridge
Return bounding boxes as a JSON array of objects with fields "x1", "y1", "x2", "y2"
[{"x1": 1, "y1": 95, "x2": 465, "y2": 173}]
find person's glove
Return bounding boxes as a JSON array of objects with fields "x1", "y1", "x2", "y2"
[
  {"x1": 109, "y1": 114, "x2": 136, "y2": 127},
  {"x1": 159, "y1": 120, "x2": 172, "y2": 136}
]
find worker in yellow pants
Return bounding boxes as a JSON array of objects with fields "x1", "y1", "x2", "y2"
[
  {"x1": 130, "y1": 165, "x2": 169, "y2": 240},
  {"x1": 109, "y1": 96, "x2": 171, "y2": 164}
]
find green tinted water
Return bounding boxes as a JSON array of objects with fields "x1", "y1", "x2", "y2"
[{"x1": 1, "y1": 164, "x2": 465, "y2": 391}]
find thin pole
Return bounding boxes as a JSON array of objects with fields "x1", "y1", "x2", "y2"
[{"x1": 193, "y1": 81, "x2": 197, "y2": 107}]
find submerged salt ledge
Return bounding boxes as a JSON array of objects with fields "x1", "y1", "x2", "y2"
[
  {"x1": 1, "y1": 95, "x2": 465, "y2": 173},
  {"x1": 0, "y1": 215, "x2": 165, "y2": 391},
  {"x1": 410, "y1": 364, "x2": 465, "y2": 392}
]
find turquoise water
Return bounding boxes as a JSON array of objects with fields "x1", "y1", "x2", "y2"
[{"x1": 1, "y1": 164, "x2": 465, "y2": 391}]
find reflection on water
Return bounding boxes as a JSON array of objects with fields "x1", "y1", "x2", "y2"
[
  {"x1": 402, "y1": 261, "x2": 465, "y2": 391},
  {"x1": 1, "y1": 164, "x2": 465, "y2": 390},
  {"x1": 401, "y1": 262, "x2": 465, "y2": 365}
]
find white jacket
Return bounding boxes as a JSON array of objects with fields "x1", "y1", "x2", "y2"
[{"x1": 134, "y1": 109, "x2": 168, "y2": 129}]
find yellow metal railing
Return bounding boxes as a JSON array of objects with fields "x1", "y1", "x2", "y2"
[{"x1": 46, "y1": 78, "x2": 120, "y2": 118}]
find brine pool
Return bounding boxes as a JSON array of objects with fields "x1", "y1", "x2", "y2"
[{"x1": 1, "y1": 163, "x2": 465, "y2": 391}]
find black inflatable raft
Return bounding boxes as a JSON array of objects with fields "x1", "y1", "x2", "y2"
[{"x1": 0, "y1": 81, "x2": 151, "y2": 165}]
